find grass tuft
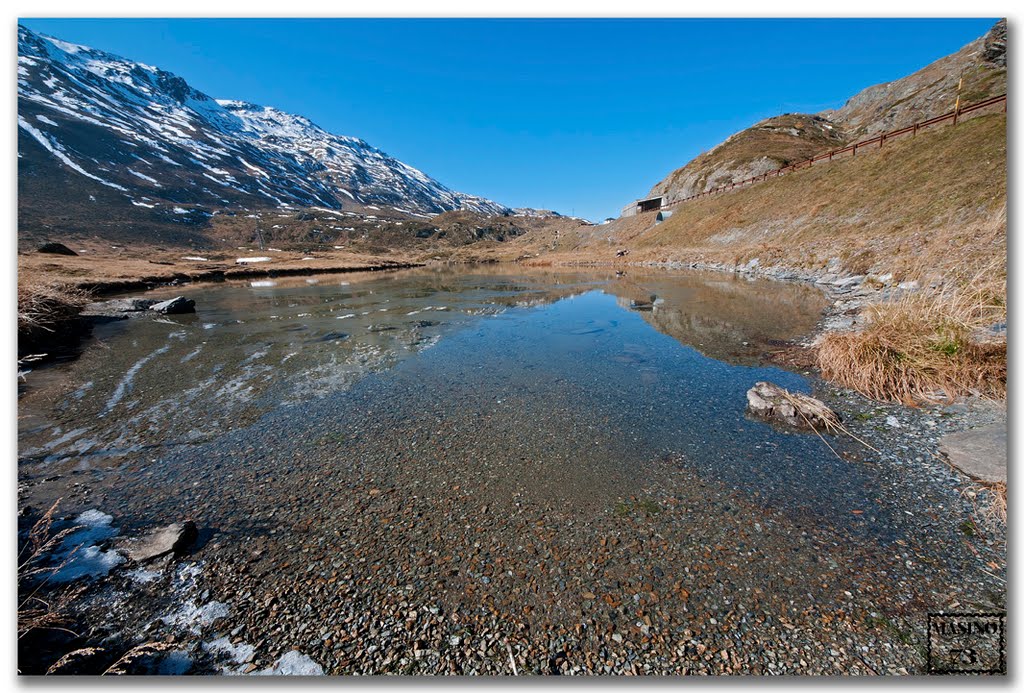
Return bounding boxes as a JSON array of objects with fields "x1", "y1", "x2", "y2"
[
  {"x1": 817, "y1": 263, "x2": 1006, "y2": 404},
  {"x1": 18, "y1": 271, "x2": 91, "y2": 345}
]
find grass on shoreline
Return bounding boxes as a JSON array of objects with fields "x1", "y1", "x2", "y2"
[
  {"x1": 817, "y1": 260, "x2": 1006, "y2": 405},
  {"x1": 18, "y1": 272, "x2": 92, "y2": 356}
]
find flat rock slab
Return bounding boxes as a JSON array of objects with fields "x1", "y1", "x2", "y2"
[
  {"x1": 119, "y1": 521, "x2": 198, "y2": 563},
  {"x1": 82, "y1": 298, "x2": 157, "y2": 318},
  {"x1": 939, "y1": 422, "x2": 1007, "y2": 484}
]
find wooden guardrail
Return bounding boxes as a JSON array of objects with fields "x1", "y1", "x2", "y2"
[{"x1": 663, "y1": 93, "x2": 1007, "y2": 207}]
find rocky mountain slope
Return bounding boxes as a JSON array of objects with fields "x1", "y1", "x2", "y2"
[
  {"x1": 644, "y1": 19, "x2": 1006, "y2": 205},
  {"x1": 17, "y1": 25, "x2": 508, "y2": 244}
]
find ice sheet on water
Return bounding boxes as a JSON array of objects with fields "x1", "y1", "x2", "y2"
[{"x1": 156, "y1": 650, "x2": 193, "y2": 675}]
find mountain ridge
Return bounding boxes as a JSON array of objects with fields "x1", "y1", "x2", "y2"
[{"x1": 17, "y1": 24, "x2": 510, "y2": 240}]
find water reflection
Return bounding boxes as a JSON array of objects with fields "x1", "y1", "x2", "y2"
[{"x1": 18, "y1": 266, "x2": 827, "y2": 474}]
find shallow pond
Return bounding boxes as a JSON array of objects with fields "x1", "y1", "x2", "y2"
[
  {"x1": 17, "y1": 266, "x2": 1004, "y2": 674},
  {"x1": 20, "y1": 265, "x2": 837, "y2": 515}
]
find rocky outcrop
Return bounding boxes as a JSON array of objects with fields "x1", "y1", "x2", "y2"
[
  {"x1": 82, "y1": 297, "x2": 157, "y2": 319},
  {"x1": 746, "y1": 381, "x2": 840, "y2": 431},
  {"x1": 81, "y1": 296, "x2": 196, "y2": 318},
  {"x1": 37, "y1": 242, "x2": 78, "y2": 256},
  {"x1": 982, "y1": 19, "x2": 1006, "y2": 67},
  {"x1": 647, "y1": 114, "x2": 845, "y2": 203},
  {"x1": 826, "y1": 20, "x2": 1006, "y2": 139}
]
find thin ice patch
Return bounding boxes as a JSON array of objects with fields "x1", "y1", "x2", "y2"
[
  {"x1": 50, "y1": 509, "x2": 125, "y2": 583},
  {"x1": 103, "y1": 344, "x2": 170, "y2": 414},
  {"x1": 156, "y1": 650, "x2": 193, "y2": 675}
]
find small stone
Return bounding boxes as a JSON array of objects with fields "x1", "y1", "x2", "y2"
[{"x1": 745, "y1": 382, "x2": 840, "y2": 431}]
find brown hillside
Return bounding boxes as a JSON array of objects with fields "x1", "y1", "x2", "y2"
[
  {"x1": 643, "y1": 20, "x2": 1006, "y2": 207},
  {"x1": 585, "y1": 112, "x2": 1006, "y2": 286}
]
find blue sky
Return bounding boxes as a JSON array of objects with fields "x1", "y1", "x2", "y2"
[{"x1": 20, "y1": 18, "x2": 998, "y2": 220}]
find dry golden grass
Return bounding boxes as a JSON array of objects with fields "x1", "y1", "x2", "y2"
[
  {"x1": 18, "y1": 500, "x2": 84, "y2": 642},
  {"x1": 17, "y1": 271, "x2": 91, "y2": 341},
  {"x1": 980, "y1": 481, "x2": 1007, "y2": 527},
  {"x1": 817, "y1": 260, "x2": 1006, "y2": 404},
  {"x1": 602, "y1": 112, "x2": 1006, "y2": 284}
]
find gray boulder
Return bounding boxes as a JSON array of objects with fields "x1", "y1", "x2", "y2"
[
  {"x1": 746, "y1": 381, "x2": 840, "y2": 431},
  {"x1": 119, "y1": 521, "x2": 198, "y2": 563},
  {"x1": 939, "y1": 423, "x2": 1007, "y2": 484},
  {"x1": 150, "y1": 296, "x2": 196, "y2": 314}
]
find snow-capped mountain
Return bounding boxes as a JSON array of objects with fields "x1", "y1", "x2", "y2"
[{"x1": 17, "y1": 25, "x2": 508, "y2": 219}]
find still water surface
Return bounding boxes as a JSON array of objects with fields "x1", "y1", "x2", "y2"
[{"x1": 20, "y1": 265, "x2": 841, "y2": 520}]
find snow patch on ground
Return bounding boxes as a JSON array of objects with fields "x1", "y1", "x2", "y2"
[
  {"x1": 255, "y1": 650, "x2": 324, "y2": 676},
  {"x1": 18, "y1": 115, "x2": 127, "y2": 191},
  {"x1": 161, "y1": 599, "x2": 229, "y2": 634},
  {"x1": 126, "y1": 567, "x2": 163, "y2": 584},
  {"x1": 203, "y1": 637, "x2": 256, "y2": 670},
  {"x1": 235, "y1": 257, "x2": 271, "y2": 264}
]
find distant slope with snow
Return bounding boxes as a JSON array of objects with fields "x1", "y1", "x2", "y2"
[{"x1": 17, "y1": 24, "x2": 508, "y2": 242}]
